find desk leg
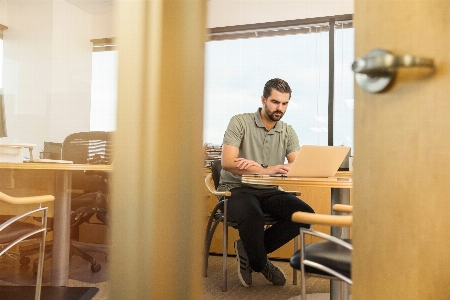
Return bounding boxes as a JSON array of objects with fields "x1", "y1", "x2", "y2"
[
  {"x1": 330, "y1": 188, "x2": 350, "y2": 300},
  {"x1": 51, "y1": 170, "x2": 71, "y2": 287}
]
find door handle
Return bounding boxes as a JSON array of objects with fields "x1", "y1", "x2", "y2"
[{"x1": 352, "y1": 49, "x2": 435, "y2": 93}]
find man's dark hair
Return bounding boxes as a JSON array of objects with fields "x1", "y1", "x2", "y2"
[{"x1": 263, "y1": 78, "x2": 292, "y2": 99}]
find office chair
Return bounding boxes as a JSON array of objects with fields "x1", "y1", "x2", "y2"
[
  {"x1": 203, "y1": 159, "x2": 301, "y2": 292},
  {"x1": 20, "y1": 131, "x2": 112, "y2": 273},
  {"x1": 290, "y1": 204, "x2": 353, "y2": 300},
  {"x1": 0, "y1": 191, "x2": 54, "y2": 300},
  {"x1": 63, "y1": 131, "x2": 112, "y2": 272}
]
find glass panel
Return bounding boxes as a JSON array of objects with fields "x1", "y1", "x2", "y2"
[
  {"x1": 0, "y1": 38, "x2": 3, "y2": 89},
  {"x1": 333, "y1": 27, "x2": 354, "y2": 154},
  {"x1": 204, "y1": 28, "x2": 330, "y2": 146},
  {"x1": 90, "y1": 50, "x2": 118, "y2": 131}
]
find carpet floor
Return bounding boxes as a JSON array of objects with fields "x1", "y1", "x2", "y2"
[
  {"x1": 1, "y1": 251, "x2": 336, "y2": 300},
  {"x1": 203, "y1": 254, "x2": 331, "y2": 300}
]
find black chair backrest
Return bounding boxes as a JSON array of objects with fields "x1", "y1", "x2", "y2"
[
  {"x1": 210, "y1": 160, "x2": 222, "y2": 190},
  {"x1": 62, "y1": 131, "x2": 113, "y2": 164},
  {"x1": 62, "y1": 131, "x2": 113, "y2": 193}
]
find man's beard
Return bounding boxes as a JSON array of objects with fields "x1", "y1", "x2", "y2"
[{"x1": 264, "y1": 105, "x2": 284, "y2": 121}]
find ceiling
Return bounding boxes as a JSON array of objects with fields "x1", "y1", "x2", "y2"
[{"x1": 65, "y1": 0, "x2": 114, "y2": 14}]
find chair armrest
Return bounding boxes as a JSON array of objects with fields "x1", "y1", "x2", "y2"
[
  {"x1": 204, "y1": 174, "x2": 231, "y2": 197},
  {"x1": 284, "y1": 191, "x2": 301, "y2": 196},
  {"x1": 277, "y1": 186, "x2": 301, "y2": 196},
  {"x1": 292, "y1": 212, "x2": 352, "y2": 227},
  {"x1": 332, "y1": 204, "x2": 353, "y2": 213},
  {"x1": 0, "y1": 192, "x2": 55, "y2": 205}
]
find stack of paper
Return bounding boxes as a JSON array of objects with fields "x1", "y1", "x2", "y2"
[{"x1": 203, "y1": 143, "x2": 222, "y2": 168}]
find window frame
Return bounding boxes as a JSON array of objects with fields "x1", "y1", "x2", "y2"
[{"x1": 206, "y1": 14, "x2": 353, "y2": 148}]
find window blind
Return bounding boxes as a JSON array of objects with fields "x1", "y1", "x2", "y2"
[
  {"x1": 208, "y1": 14, "x2": 352, "y2": 41},
  {"x1": 90, "y1": 38, "x2": 116, "y2": 52}
]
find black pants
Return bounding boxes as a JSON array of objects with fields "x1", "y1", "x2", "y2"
[{"x1": 227, "y1": 186, "x2": 314, "y2": 272}]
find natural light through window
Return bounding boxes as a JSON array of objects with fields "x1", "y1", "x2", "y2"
[
  {"x1": 204, "y1": 27, "x2": 354, "y2": 151},
  {"x1": 0, "y1": 38, "x2": 3, "y2": 89},
  {"x1": 90, "y1": 50, "x2": 118, "y2": 131}
]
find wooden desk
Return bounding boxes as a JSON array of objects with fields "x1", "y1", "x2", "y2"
[
  {"x1": 0, "y1": 162, "x2": 113, "y2": 287},
  {"x1": 242, "y1": 172, "x2": 353, "y2": 300}
]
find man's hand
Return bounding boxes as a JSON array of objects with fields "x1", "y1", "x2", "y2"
[
  {"x1": 235, "y1": 158, "x2": 260, "y2": 169},
  {"x1": 268, "y1": 164, "x2": 290, "y2": 174},
  {"x1": 234, "y1": 159, "x2": 290, "y2": 175},
  {"x1": 222, "y1": 144, "x2": 297, "y2": 176}
]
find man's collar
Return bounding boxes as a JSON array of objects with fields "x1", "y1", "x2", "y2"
[{"x1": 255, "y1": 108, "x2": 282, "y2": 132}]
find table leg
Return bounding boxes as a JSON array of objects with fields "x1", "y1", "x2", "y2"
[
  {"x1": 51, "y1": 170, "x2": 71, "y2": 287},
  {"x1": 330, "y1": 188, "x2": 350, "y2": 300}
]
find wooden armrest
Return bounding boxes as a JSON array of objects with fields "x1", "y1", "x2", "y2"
[
  {"x1": 277, "y1": 186, "x2": 301, "y2": 196},
  {"x1": 333, "y1": 204, "x2": 353, "y2": 213},
  {"x1": 284, "y1": 191, "x2": 301, "y2": 196},
  {"x1": 0, "y1": 191, "x2": 55, "y2": 205},
  {"x1": 292, "y1": 211, "x2": 352, "y2": 227},
  {"x1": 204, "y1": 174, "x2": 231, "y2": 197}
]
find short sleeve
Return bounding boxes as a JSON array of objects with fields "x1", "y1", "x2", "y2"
[
  {"x1": 222, "y1": 115, "x2": 244, "y2": 148},
  {"x1": 286, "y1": 125, "x2": 300, "y2": 154}
]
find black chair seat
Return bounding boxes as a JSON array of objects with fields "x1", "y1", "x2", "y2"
[
  {"x1": 0, "y1": 222, "x2": 42, "y2": 244},
  {"x1": 290, "y1": 239, "x2": 352, "y2": 279}
]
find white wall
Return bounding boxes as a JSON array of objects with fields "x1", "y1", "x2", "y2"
[
  {"x1": 91, "y1": 11, "x2": 114, "y2": 39},
  {"x1": 2, "y1": 0, "x2": 92, "y2": 157},
  {"x1": 207, "y1": 0, "x2": 354, "y2": 28},
  {"x1": 87, "y1": 0, "x2": 355, "y2": 39},
  {"x1": 0, "y1": 0, "x2": 7, "y2": 26}
]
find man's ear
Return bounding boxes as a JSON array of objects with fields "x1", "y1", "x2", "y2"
[{"x1": 261, "y1": 96, "x2": 266, "y2": 106}]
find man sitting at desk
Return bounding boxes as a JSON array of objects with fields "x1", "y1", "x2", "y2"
[{"x1": 217, "y1": 78, "x2": 315, "y2": 287}]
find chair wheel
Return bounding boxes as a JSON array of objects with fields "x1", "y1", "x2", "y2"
[
  {"x1": 91, "y1": 263, "x2": 101, "y2": 272},
  {"x1": 20, "y1": 256, "x2": 30, "y2": 265}
]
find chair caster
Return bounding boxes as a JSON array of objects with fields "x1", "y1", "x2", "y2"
[
  {"x1": 20, "y1": 256, "x2": 30, "y2": 265},
  {"x1": 91, "y1": 263, "x2": 101, "y2": 272}
]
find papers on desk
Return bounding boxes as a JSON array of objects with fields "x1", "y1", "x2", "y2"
[
  {"x1": 0, "y1": 143, "x2": 36, "y2": 163},
  {"x1": 245, "y1": 174, "x2": 339, "y2": 181},
  {"x1": 29, "y1": 159, "x2": 73, "y2": 164}
]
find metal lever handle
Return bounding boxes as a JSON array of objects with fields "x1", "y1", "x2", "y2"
[{"x1": 352, "y1": 49, "x2": 435, "y2": 93}]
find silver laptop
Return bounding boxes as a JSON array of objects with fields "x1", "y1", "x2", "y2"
[{"x1": 287, "y1": 145, "x2": 350, "y2": 178}]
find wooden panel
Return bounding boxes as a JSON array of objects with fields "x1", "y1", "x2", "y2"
[{"x1": 353, "y1": 1, "x2": 450, "y2": 299}]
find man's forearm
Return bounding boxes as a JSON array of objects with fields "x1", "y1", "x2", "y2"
[
  {"x1": 223, "y1": 163, "x2": 290, "y2": 176},
  {"x1": 224, "y1": 164, "x2": 269, "y2": 176}
]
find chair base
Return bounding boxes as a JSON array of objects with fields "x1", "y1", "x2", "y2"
[{"x1": 21, "y1": 241, "x2": 107, "y2": 273}]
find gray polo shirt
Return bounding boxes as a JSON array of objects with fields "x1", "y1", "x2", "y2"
[{"x1": 218, "y1": 108, "x2": 300, "y2": 191}]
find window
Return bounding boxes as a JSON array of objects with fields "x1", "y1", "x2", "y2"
[
  {"x1": 0, "y1": 37, "x2": 3, "y2": 89},
  {"x1": 0, "y1": 25, "x2": 4, "y2": 89},
  {"x1": 333, "y1": 26, "x2": 354, "y2": 149},
  {"x1": 204, "y1": 17, "x2": 354, "y2": 152},
  {"x1": 90, "y1": 39, "x2": 118, "y2": 132}
]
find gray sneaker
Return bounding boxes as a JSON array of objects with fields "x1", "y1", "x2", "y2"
[
  {"x1": 234, "y1": 240, "x2": 252, "y2": 287},
  {"x1": 261, "y1": 260, "x2": 286, "y2": 286}
]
